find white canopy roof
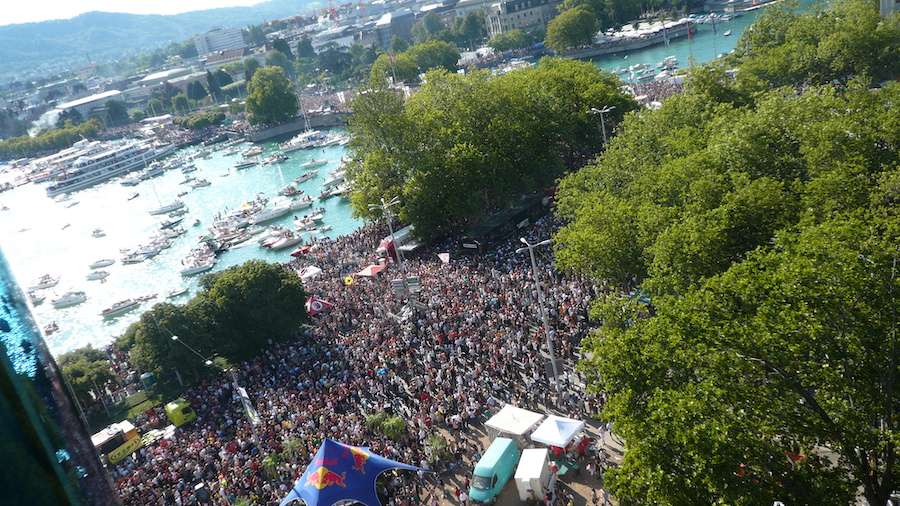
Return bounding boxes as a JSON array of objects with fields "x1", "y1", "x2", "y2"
[
  {"x1": 530, "y1": 415, "x2": 585, "y2": 447},
  {"x1": 485, "y1": 405, "x2": 545, "y2": 438}
]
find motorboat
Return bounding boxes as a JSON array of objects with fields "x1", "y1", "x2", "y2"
[
  {"x1": 301, "y1": 158, "x2": 328, "y2": 169},
  {"x1": 120, "y1": 252, "x2": 147, "y2": 264},
  {"x1": 317, "y1": 188, "x2": 335, "y2": 200},
  {"x1": 263, "y1": 153, "x2": 289, "y2": 164},
  {"x1": 127, "y1": 192, "x2": 140, "y2": 200},
  {"x1": 290, "y1": 196, "x2": 314, "y2": 210},
  {"x1": 28, "y1": 291, "x2": 46, "y2": 305},
  {"x1": 89, "y1": 259, "x2": 115, "y2": 269},
  {"x1": 189, "y1": 179, "x2": 211, "y2": 188},
  {"x1": 43, "y1": 322, "x2": 58, "y2": 335},
  {"x1": 234, "y1": 158, "x2": 259, "y2": 169},
  {"x1": 91, "y1": 228, "x2": 106, "y2": 238},
  {"x1": 159, "y1": 217, "x2": 184, "y2": 230},
  {"x1": 322, "y1": 171, "x2": 345, "y2": 188},
  {"x1": 100, "y1": 299, "x2": 140, "y2": 317},
  {"x1": 242, "y1": 146, "x2": 264, "y2": 157},
  {"x1": 86, "y1": 270, "x2": 110, "y2": 281},
  {"x1": 280, "y1": 129, "x2": 323, "y2": 153},
  {"x1": 293, "y1": 170, "x2": 319, "y2": 184},
  {"x1": 28, "y1": 274, "x2": 59, "y2": 290},
  {"x1": 269, "y1": 231, "x2": 304, "y2": 250},
  {"x1": 169, "y1": 207, "x2": 190, "y2": 218},
  {"x1": 319, "y1": 224, "x2": 332, "y2": 232},
  {"x1": 52, "y1": 291, "x2": 88, "y2": 308},
  {"x1": 250, "y1": 204, "x2": 291, "y2": 225},
  {"x1": 148, "y1": 199, "x2": 185, "y2": 215},
  {"x1": 723, "y1": 30, "x2": 732, "y2": 36},
  {"x1": 278, "y1": 185, "x2": 303, "y2": 197},
  {"x1": 180, "y1": 258, "x2": 216, "y2": 276},
  {"x1": 167, "y1": 286, "x2": 189, "y2": 298}
]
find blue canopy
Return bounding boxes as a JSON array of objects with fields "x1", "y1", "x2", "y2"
[{"x1": 280, "y1": 439, "x2": 426, "y2": 506}]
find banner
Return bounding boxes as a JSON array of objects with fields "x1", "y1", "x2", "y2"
[
  {"x1": 306, "y1": 297, "x2": 334, "y2": 315},
  {"x1": 237, "y1": 386, "x2": 261, "y2": 426}
]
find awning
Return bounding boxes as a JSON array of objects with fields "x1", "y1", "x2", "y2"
[
  {"x1": 356, "y1": 264, "x2": 386, "y2": 277},
  {"x1": 530, "y1": 415, "x2": 585, "y2": 447}
]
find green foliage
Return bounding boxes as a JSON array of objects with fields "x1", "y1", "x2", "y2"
[
  {"x1": 371, "y1": 40, "x2": 460, "y2": 84},
  {"x1": 0, "y1": 118, "x2": 101, "y2": 158},
  {"x1": 364, "y1": 410, "x2": 407, "y2": 440},
  {"x1": 131, "y1": 110, "x2": 147, "y2": 123},
  {"x1": 348, "y1": 59, "x2": 636, "y2": 238},
  {"x1": 545, "y1": 5, "x2": 600, "y2": 53},
  {"x1": 245, "y1": 66, "x2": 298, "y2": 125},
  {"x1": 296, "y1": 38, "x2": 316, "y2": 59},
  {"x1": 171, "y1": 93, "x2": 190, "y2": 114},
  {"x1": 118, "y1": 260, "x2": 308, "y2": 382},
  {"x1": 488, "y1": 29, "x2": 531, "y2": 53},
  {"x1": 55, "y1": 108, "x2": 83, "y2": 129},
  {"x1": 243, "y1": 57, "x2": 261, "y2": 82},
  {"x1": 58, "y1": 346, "x2": 117, "y2": 405},
  {"x1": 265, "y1": 50, "x2": 294, "y2": 78},
  {"x1": 389, "y1": 35, "x2": 410, "y2": 56},
  {"x1": 173, "y1": 109, "x2": 226, "y2": 129},
  {"x1": 272, "y1": 38, "x2": 294, "y2": 60},
  {"x1": 424, "y1": 433, "x2": 452, "y2": 463}
]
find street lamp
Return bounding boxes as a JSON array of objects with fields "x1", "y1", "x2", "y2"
[
  {"x1": 171, "y1": 335, "x2": 261, "y2": 446},
  {"x1": 515, "y1": 237, "x2": 561, "y2": 394},
  {"x1": 588, "y1": 106, "x2": 615, "y2": 145},
  {"x1": 368, "y1": 196, "x2": 415, "y2": 315}
]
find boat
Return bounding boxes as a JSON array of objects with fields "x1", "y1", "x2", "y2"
[
  {"x1": 91, "y1": 228, "x2": 106, "y2": 238},
  {"x1": 120, "y1": 175, "x2": 142, "y2": 186},
  {"x1": 278, "y1": 185, "x2": 303, "y2": 197},
  {"x1": 52, "y1": 291, "x2": 88, "y2": 308},
  {"x1": 250, "y1": 204, "x2": 292, "y2": 225},
  {"x1": 86, "y1": 270, "x2": 110, "y2": 281},
  {"x1": 293, "y1": 170, "x2": 319, "y2": 184},
  {"x1": 234, "y1": 158, "x2": 259, "y2": 169},
  {"x1": 138, "y1": 161, "x2": 166, "y2": 180},
  {"x1": 319, "y1": 224, "x2": 332, "y2": 232},
  {"x1": 43, "y1": 322, "x2": 58, "y2": 334},
  {"x1": 263, "y1": 153, "x2": 289, "y2": 164},
  {"x1": 301, "y1": 158, "x2": 328, "y2": 169},
  {"x1": 180, "y1": 258, "x2": 216, "y2": 276},
  {"x1": 168, "y1": 207, "x2": 189, "y2": 218},
  {"x1": 28, "y1": 274, "x2": 59, "y2": 290},
  {"x1": 181, "y1": 164, "x2": 197, "y2": 174},
  {"x1": 100, "y1": 299, "x2": 140, "y2": 317},
  {"x1": 280, "y1": 129, "x2": 324, "y2": 153},
  {"x1": 317, "y1": 188, "x2": 335, "y2": 200},
  {"x1": 269, "y1": 231, "x2": 304, "y2": 250},
  {"x1": 120, "y1": 252, "x2": 147, "y2": 264},
  {"x1": 189, "y1": 179, "x2": 211, "y2": 188},
  {"x1": 322, "y1": 171, "x2": 345, "y2": 188},
  {"x1": 46, "y1": 140, "x2": 176, "y2": 197},
  {"x1": 289, "y1": 196, "x2": 314, "y2": 210},
  {"x1": 89, "y1": 259, "x2": 115, "y2": 269},
  {"x1": 242, "y1": 146, "x2": 264, "y2": 157},
  {"x1": 723, "y1": 30, "x2": 732, "y2": 36},
  {"x1": 127, "y1": 192, "x2": 140, "y2": 200},
  {"x1": 135, "y1": 293, "x2": 157, "y2": 302},
  {"x1": 148, "y1": 199, "x2": 185, "y2": 215},
  {"x1": 159, "y1": 217, "x2": 184, "y2": 229},
  {"x1": 28, "y1": 291, "x2": 46, "y2": 305},
  {"x1": 166, "y1": 287, "x2": 189, "y2": 298}
]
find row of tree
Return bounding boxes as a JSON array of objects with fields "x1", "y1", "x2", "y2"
[
  {"x1": 552, "y1": 0, "x2": 900, "y2": 504},
  {"x1": 344, "y1": 58, "x2": 636, "y2": 239},
  {"x1": 0, "y1": 118, "x2": 101, "y2": 158}
]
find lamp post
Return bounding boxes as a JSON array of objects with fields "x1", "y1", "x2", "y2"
[
  {"x1": 515, "y1": 237, "x2": 560, "y2": 394},
  {"x1": 588, "y1": 106, "x2": 615, "y2": 145},
  {"x1": 171, "y1": 335, "x2": 261, "y2": 446},
  {"x1": 368, "y1": 196, "x2": 415, "y2": 314}
]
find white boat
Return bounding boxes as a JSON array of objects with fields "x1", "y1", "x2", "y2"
[
  {"x1": 91, "y1": 228, "x2": 106, "y2": 238},
  {"x1": 293, "y1": 170, "x2": 319, "y2": 184},
  {"x1": 319, "y1": 224, "x2": 332, "y2": 232},
  {"x1": 290, "y1": 196, "x2": 314, "y2": 210},
  {"x1": 86, "y1": 270, "x2": 110, "y2": 281},
  {"x1": 250, "y1": 204, "x2": 292, "y2": 225},
  {"x1": 52, "y1": 291, "x2": 87, "y2": 308},
  {"x1": 242, "y1": 146, "x2": 264, "y2": 157},
  {"x1": 46, "y1": 141, "x2": 175, "y2": 197},
  {"x1": 280, "y1": 129, "x2": 323, "y2": 152},
  {"x1": 28, "y1": 291, "x2": 46, "y2": 305},
  {"x1": 189, "y1": 178, "x2": 211, "y2": 188},
  {"x1": 100, "y1": 299, "x2": 140, "y2": 317},
  {"x1": 180, "y1": 258, "x2": 216, "y2": 276},
  {"x1": 120, "y1": 175, "x2": 142, "y2": 186},
  {"x1": 723, "y1": 30, "x2": 732, "y2": 36},
  {"x1": 278, "y1": 185, "x2": 303, "y2": 196},
  {"x1": 166, "y1": 286, "x2": 189, "y2": 298},
  {"x1": 301, "y1": 158, "x2": 328, "y2": 169},
  {"x1": 322, "y1": 171, "x2": 345, "y2": 188},
  {"x1": 234, "y1": 158, "x2": 259, "y2": 169},
  {"x1": 89, "y1": 259, "x2": 115, "y2": 269},
  {"x1": 318, "y1": 188, "x2": 335, "y2": 200},
  {"x1": 138, "y1": 161, "x2": 166, "y2": 180},
  {"x1": 148, "y1": 199, "x2": 185, "y2": 215},
  {"x1": 28, "y1": 274, "x2": 59, "y2": 290},
  {"x1": 120, "y1": 252, "x2": 146, "y2": 264}
]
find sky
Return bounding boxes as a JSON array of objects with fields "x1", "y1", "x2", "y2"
[{"x1": 4, "y1": 0, "x2": 260, "y2": 26}]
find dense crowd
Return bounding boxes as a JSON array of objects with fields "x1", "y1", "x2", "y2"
[{"x1": 111, "y1": 213, "x2": 603, "y2": 505}]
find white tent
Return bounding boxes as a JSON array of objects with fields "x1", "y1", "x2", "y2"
[
  {"x1": 298, "y1": 265, "x2": 322, "y2": 279},
  {"x1": 485, "y1": 405, "x2": 545, "y2": 446},
  {"x1": 529, "y1": 415, "x2": 585, "y2": 448}
]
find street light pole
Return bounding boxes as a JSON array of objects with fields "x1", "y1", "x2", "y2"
[
  {"x1": 515, "y1": 238, "x2": 560, "y2": 394},
  {"x1": 368, "y1": 196, "x2": 415, "y2": 315},
  {"x1": 170, "y1": 336, "x2": 261, "y2": 446},
  {"x1": 588, "y1": 106, "x2": 615, "y2": 145}
]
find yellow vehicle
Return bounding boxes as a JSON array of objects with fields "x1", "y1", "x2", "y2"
[
  {"x1": 165, "y1": 398, "x2": 197, "y2": 426},
  {"x1": 91, "y1": 420, "x2": 142, "y2": 465}
]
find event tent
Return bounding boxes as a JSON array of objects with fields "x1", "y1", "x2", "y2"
[
  {"x1": 529, "y1": 415, "x2": 585, "y2": 448},
  {"x1": 485, "y1": 405, "x2": 545, "y2": 448},
  {"x1": 356, "y1": 264, "x2": 386, "y2": 277}
]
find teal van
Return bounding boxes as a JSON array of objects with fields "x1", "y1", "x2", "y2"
[{"x1": 470, "y1": 437, "x2": 521, "y2": 504}]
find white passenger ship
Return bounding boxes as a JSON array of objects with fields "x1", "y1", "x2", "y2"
[{"x1": 45, "y1": 141, "x2": 175, "y2": 197}]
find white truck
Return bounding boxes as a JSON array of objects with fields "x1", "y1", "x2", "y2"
[{"x1": 514, "y1": 448, "x2": 556, "y2": 502}]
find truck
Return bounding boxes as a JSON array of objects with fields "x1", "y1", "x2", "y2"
[
  {"x1": 514, "y1": 448, "x2": 556, "y2": 502},
  {"x1": 375, "y1": 225, "x2": 417, "y2": 263},
  {"x1": 91, "y1": 420, "x2": 142, "y2": 465},
  {"x1": 470, "y1": 437, "x2": 521, "y2": 504},
  {"x1": 165, "y1": 397, "x2": 197, "y2": 426}
]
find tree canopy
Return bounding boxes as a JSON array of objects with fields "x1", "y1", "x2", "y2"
[
  {"x1": 545, "y1": 5, "x2": 600, "y2": 54},
  {"x1": 118, "y1": 260, "x2": 309, "y2": 383},
  {"x1": 346, "y1": 58, "x2": 635, "y2": 238},
  {"x1": 553, "y1": 1, "x2": 900, "y2": 502},
  {"x1": 245, "y1": 66, "x2": 298, "y2": 125}
]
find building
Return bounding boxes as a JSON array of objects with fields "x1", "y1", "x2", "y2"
[
  {"x1": 374, "y1": 10, "x2": 416, "y2": 49},
  {"x1": 484, "y1": 0, "x2": 562, "y2": 38},
  {"x1": 882, "y1": 0, "x2": 899, "y2": 16},
  {"x1": 0, "y1": 247, "x2": 121, "y2": 505},
  {"x1": 56, "y1": 90, "x2": 123, "y2": 118},
  {"x1": 454, "y1": 0, "x2": 495, "y2": 18},
  {"x1": 194, "y1": 27, "x2": 247, "y2": 56}
]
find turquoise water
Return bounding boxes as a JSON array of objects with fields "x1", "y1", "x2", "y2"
[{"x1": 0, "y1": 137, "x2": 359, "y2": 356}]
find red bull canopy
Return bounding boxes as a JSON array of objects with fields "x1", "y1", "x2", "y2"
[{"x1": 280, "y1": 438, "x2": 427, "y2": 506}]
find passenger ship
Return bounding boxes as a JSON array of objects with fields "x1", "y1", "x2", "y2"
[{"x1": 45, "y1": 141, "x2": 176, "y2": 197}]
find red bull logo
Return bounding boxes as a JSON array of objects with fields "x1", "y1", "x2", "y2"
[
  {"x1": 305, "y1": 467, "x2": 348, "y2": 489},
  {"x1": 350, "y1": 447, "x2": 370, "y2": 474}
]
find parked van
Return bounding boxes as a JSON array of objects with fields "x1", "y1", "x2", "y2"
[
  {"x1": 165, "y1": 397, "x2": 197, "y2": 426},
  {"x1": 470, "y1": 437, "x2": 521, "y2": 504},
  {"x1": 514, "y1": 448, "x2": 556, "y2": 501}
]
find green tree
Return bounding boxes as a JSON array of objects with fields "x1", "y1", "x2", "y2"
[
  {"x1": 297, "y1": 38, "x2": 316, "y2": 59},
  {"x1": 245, "y1": 66, "x2": 298, "y2": 125},
  {"x1": 105, "y1": 99, "x2": 129, "y2": 126},
  {"x1": 488, "y1": 29, "x2": 530, "y2": 52},
  {"x1": 265, "y1": 50, "x2": 294, "y2": 78},
  {"x1": 57, "y1": 346, "x2": 117, "y2": 405},
  {"x1": 454, "y1": 10, "x2": 487, "y2": 50},
  {"x1": 187, "y1": 81, "x2": 208, "y2": 101},
  {"x1": 272, "y1": 38, "x2": 295, "y2": 60},
  {"x1": 206, "y1": 70, "x2": 223, "y2": 102},
  {"x1": 545, "y1": 5, "x2": 599, "y2": 53},
  {"x1": 56, "y1": 108, "x2": 83, "y2": 128},
  {"x1": 243, "y1": 57, "x2": 261, "y2": 82},
  {"x1": 171, "y1": 93, "x2": 190, "y2": 114},
  {"x1": 389, "y1": 35, "x2": 410, "y2": 56}
]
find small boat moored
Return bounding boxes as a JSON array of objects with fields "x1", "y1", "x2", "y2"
[
  {"x1": 52, "y1": 291, "x2": 88, "y2": 308},
  {"x1": 100, "y1": 299, "x2": 140, "y2": 317}
]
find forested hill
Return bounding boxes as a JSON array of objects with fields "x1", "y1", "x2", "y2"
[{"x1": 0, "y1": 0, "x2": 314, "y2": 78}]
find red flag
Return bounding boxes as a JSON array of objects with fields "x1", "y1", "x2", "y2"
[
  {"x1": 687, "y1": 23, "x2": 693, "y2": 41},
  {"x1": 306, "y1": 297, "x2": 334, "y2": 315},
  {"x1": 389, "y1": 51, "x2": 395, "y2": 64}
]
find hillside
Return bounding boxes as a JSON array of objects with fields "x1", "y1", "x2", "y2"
[{"x1": 0, "y1": 0, "x2": 318, "y2": 80}]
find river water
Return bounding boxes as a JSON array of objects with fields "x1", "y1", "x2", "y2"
[{"x1": 0, "y1": 139, "x2": 358, "y2": 356}]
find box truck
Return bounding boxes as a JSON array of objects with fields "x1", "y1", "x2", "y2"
[{"x1": 514, "y1": 448, "x2": 556, "y2": 502}]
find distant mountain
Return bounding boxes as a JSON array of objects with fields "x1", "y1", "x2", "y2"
[{"x1": 0, "y1": 0, "x2": 319, "y2": 80}]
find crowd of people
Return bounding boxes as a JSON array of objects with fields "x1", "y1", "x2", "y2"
[{"x1": 110, "y1": 212, "x2": 607, "y2": 505}]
